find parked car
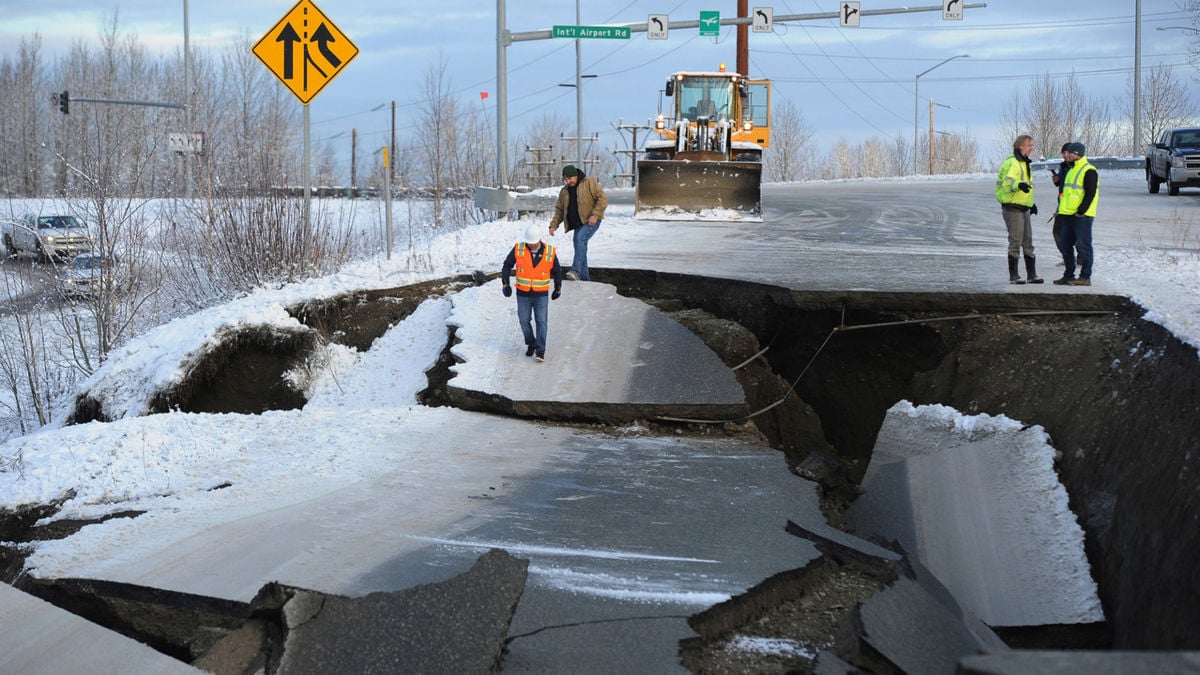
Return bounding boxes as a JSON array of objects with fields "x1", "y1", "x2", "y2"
[
  {"x1": 56, "y1": 252, "x2": 119, "y2": 298},
  {"x1": 2, "y1": 213, "x2": 94, "y2": 260},
  {"x1": 1145, "y1": 127, "x2": 1200, "y2": 195}
]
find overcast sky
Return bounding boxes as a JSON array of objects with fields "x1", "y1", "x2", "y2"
[{"x1": 4, "y1": 1, "x2": 1197, "y2": 171}]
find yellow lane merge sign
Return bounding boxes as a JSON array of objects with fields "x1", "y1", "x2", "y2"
[{"x1": 253, "y1": 0, "x2": 358, "y2": 104}]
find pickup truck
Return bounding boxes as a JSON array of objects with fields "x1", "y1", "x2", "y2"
[
  {"x1": 1146, "y1": 127, "x2": 1200, "y2": 195},
  {"x1": 2, "y1": 213, "x2": 94, "y2": 260}
]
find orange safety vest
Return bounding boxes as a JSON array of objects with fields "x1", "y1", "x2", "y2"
[{"x1": 513, "y1": 242, "x2": 556, "y2": 292}]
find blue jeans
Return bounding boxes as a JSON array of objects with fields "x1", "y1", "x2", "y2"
[
  {"x1": 1059, "y1": 215, "x2": 1094, "y2": 279},
  {"x1": 516, "y1": 292, "x2": 549, "y2": 353},
  {"x1": 571, "y1": 221, "x2": 601, "y2": 281}
]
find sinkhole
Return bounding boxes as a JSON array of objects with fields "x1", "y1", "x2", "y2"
[{"x1": 12, "y1": 267, "x2": 1200, "y2": 659}]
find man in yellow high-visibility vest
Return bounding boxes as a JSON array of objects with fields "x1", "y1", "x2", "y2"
[
  {"x1": 1052, "y1": 142, "x2": 1099, "y2": 286},
  {"x1": 995, "y1": 134, "x2": 1042, "y2": 284}
]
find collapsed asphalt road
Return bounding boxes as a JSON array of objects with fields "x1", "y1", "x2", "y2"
[{"x1": 4, "y1": 266, "x2": 1200, "y2": 672}]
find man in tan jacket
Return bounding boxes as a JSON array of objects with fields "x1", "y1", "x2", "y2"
[{"x1": 549, "y1": 164, "x2": 608, "y2": 281}]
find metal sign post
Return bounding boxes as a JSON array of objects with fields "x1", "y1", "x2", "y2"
[{"x1": 253, "y1": 0, "x2": 359, "y2": 243}]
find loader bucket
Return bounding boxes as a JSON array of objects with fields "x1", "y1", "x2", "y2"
[{"x1": 635, "y1": 159, "x2": 762, "y2": 220}]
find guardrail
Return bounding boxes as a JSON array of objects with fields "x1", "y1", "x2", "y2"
[
  {"x1": 474, "y1": 187, "x2": 558, "y2": 215},
  {"x1": 1032, "y1": 157, "x2": 1145, "y2": 171}
]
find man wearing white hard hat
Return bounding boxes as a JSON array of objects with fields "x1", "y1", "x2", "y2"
[{"x1": 500, "y1": 223, "x2": 563, "y2": 361}]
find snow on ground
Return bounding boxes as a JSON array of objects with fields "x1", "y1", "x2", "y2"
[{"x1": 0, "y1": 170, "x2": 1197, "y2": 593}]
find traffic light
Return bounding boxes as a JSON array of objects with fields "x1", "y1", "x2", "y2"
[{"x1": 59, "y1": 90, "x2": 69, "y2": 114}]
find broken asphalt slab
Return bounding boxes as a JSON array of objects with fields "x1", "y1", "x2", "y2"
[
  {"x1": 0, "y1": 582, "x2": 200, "y2": 675},
  {"x1": 446, "y1": 280, "x2": 747, "y2": 423},
  {"x1": 9, "y1": 549, "x2": 528, "y2": 673},
  {"x1": 200, "y1": 548, "x2": 528, "y2": 674}
]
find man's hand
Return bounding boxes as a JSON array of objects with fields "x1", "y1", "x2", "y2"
[
  {"x1": 1018, "y1": 182, "x2": 1031, "y2": 193},
  {"x1": 551, "y1": 289, "x2": 561, "y2": 300},
  {"x1": 587, "y1": 215, "x2": 598, "y2": 226},
  {"x1": 502, "y1": 285, "x2": 512, "y2": 298},
  {"x1": 1031, "y1": 204, "x2": 1038, "y2": 215},
  {"x1": 548, "y1": 225, "x2": 558, "y2": 236}
]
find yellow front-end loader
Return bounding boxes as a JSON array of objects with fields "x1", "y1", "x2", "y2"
[{"x1": 635, "y1": 65, "x2": 771, "y2": 220}]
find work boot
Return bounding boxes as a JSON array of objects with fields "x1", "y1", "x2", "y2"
[
  {"x1": 1024, "y1": 255, "x2": 1043, "y2": 284},
  {"x1": 525, "y1": 344, "x2": 536, "y2": 357},
  {"x1": 1008, "y1": 256, "x2": 1025, "y2": 284}
]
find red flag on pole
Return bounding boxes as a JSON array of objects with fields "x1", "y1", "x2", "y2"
[{"x1": 480, "y1": 92, "x2": 489, "y2": 100}]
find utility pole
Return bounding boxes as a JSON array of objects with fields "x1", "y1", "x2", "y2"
[
  {"x1": 929, "y1": 99, "x2": 935, "y2": 175},
  {"x1": 524, "y1": 145, "x2": 555, "y2": 186},
  {"x1": 612, "y1": 119, "x2": 652, "y2": 187},
  {"x1": 560, "y1": 132, "x2": 598, "y2": 172},
  {"x1": 737, "y1": 0, "x2": 749, "y2": 76}
]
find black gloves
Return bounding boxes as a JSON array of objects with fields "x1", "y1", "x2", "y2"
[
  {"x1": 1017, "y1": 182, "x2": 1031, "y2": 193},
  {"x1": 551, "y1": 289, "x2": 561, "y2": 300},
  {"x1": 1030, "y1": 204, "x2": 1038, "y2": 215},
  {"x1": 502, "y1": 285, "x2": 512, "y2": 297},
  {"x1": 1076, "y1": 209, "x2": 1087, "y2": 216}
]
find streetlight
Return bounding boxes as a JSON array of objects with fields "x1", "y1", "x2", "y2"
[
  {"x1": 1157, "y1": 26, "x2": 1200, "y2": 32},
  {"x1": 913, "y1": 54, "x2": 968, "y2": 176}
]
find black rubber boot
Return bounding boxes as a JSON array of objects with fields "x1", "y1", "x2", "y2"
[
  {"x1": 1024, "y1": 255, "x2": 1043, "y2": 284},
  {"x1": 1008, "y1": 256, "x2": 1025, "y2": 284}
]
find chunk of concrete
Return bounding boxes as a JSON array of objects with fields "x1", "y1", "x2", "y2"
[
  {"x1": 846, "y1": 401, "x2": 1104, "y2": 628},
  {"x1": 857, "y1": 575, "x2": 1004, "y2": 675}
]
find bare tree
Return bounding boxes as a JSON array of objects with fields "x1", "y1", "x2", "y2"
[
  {"x1": 514, "y1": 113, "x2": 571, "y2": 188},
  {"x1": 819, "y1": 138, "x2": 853, "y2": 180},
  {"x1": 1125, "y1": 62, "x2": 1195, "y2": 149},
  {"x1": 1179, "y1": 0, "x2": 1200, "y2": 71},
  {"x1": 0, "y1": 36, "x2": 50, "y2": 196},
  {"x1": 932, "y1": 132, "x2": 982, "y2": 174},
  {"x1": 412, "y1": 56, "x2": 456, "y2": 227},
  {"x1": 888, "y1": 134, "x2": 912, "y2": 178},
  {"x1": 763, "y1": 99, "x2": 816, "y2": 182},
  {"x1": 997, "y1": 72, "x2": 1119, "y2": 162}
]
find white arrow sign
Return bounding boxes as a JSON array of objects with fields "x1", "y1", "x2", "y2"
[
  {"x1": 648, "y1": 14, "x2": 668, "y2": 40},
  {"x1": 841, "y1": 2, "x2": 861, "y2": 27},
  {"x1": 753, "y1": 7, "x2": 773, "y2": 33}
]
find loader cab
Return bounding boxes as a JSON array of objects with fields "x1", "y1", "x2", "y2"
[
  {"x1": 674, "y1": 75, "x2": 736, "y2": 121},
  {"x1": 660, "y1": 71, "x2": 770, "y2": 147},
  {"x1": 744, "y1": 80, "x2": 771, "y2": 148}
]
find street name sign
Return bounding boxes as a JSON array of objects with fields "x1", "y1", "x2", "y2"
[
  {"x1": 253, "y1": 0, "x2": 359, "y2": 104},
  {"x1": 552, "y1": 25, "x2": 631, "y2": 39}
]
